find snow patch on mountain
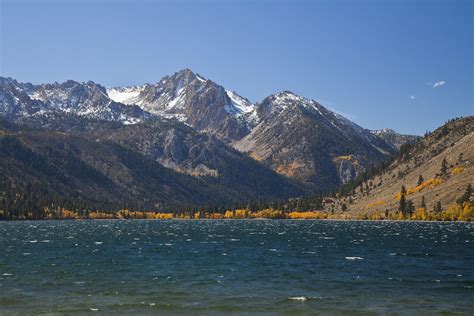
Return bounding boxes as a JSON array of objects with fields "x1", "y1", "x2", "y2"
[
  {"x1": 226, "y1": 90, "x2": 254, "y2": 115},
  {"x1": 370, "y1": 128, "x2": 396, "y2": 136},
  {"x1": 260, "y1": 90, "x2": 397, "y2": 155},
  {"x1": 196, "y1": 74, "x2": 207, "y2": 83},
  {"x1": 107, "y1": 86, "x2": 144, "y2": 104},
  {"x1": 167, "y1": 87, "x2": 187, "y2": 110},
  {"x1": 0, "y1": 78, "x2": 149, "y2": 125},
  {"x1": 274, "y1": 91, "x2": 304, "y2": 104}
]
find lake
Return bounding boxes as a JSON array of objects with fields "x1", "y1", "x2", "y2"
[{"x1": 0, "y1": 220, "x2": 473, "y2": 314}]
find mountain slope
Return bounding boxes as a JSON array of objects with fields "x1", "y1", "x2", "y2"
[
  {"x1": 0, "y1": 77, "x2": 149, "y2": 124},
  {"x1": 233, "y1": 91, "x2": 397, "y2": 190},
  {"x1": 339, "y1": 117, "x2": 474, "y2": 218},
  {"x1": 0, "y1": 120, "x2": 230, "y2": 211},
  {"x1": 1, "y1": 71, "x2": 417, "y2": 193},
  {"x1": 107, "y1": 69, "x2": 255, "y2": 141},
  {"x1": 1, "y1": 115, "x2": 308, "y2": 205}
]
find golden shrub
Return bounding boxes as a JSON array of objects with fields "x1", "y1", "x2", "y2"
[
  {"x1": 367, "y1": 200, "x2": 387, "y2": 208},
  {"x1": 288, "y1": 211, "x2": 327, "y2": 219}
]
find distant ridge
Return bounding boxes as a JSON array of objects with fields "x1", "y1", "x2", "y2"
[{"x1": 1, "y1": 69, "x2": 418, "y2": 197}]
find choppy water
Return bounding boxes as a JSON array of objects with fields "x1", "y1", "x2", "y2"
[{"x1": 0, "y1": 220, "x2": 473, "y2": 315}]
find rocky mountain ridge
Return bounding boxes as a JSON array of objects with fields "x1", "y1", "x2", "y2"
[
  {"x1": 234, "y1": 91, "x2": 397, "y2": 186},
  {"x1": 106, "y1": 69, "x2": 256, "y2": 141},
  {"x1": 1, "y1": 69, "x2": 417, "y2": 190},
  {"x1": 370, "y1": 128, "x2": 420, "y2": 149},
  {"x1": 0, "y1": 77, "x2": 148, "y2": 124}
]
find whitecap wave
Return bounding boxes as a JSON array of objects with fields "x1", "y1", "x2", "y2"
[{"x1": 289, "y1": 296, "x2": 307, "y2": 301}]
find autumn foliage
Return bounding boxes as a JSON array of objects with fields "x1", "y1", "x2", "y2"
[{"x1": 395, "y1": 178, "x2": 443, "y2": 200}]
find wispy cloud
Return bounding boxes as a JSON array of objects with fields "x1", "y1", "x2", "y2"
[
  {"x1": 410, "y1": 95, "x2": 415, "y2": 100},
  {"x1": 433, "y1": 81, "x2": 446, "y2": 88}
]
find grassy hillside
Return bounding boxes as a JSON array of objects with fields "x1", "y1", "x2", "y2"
[{"x1": 335, "y1": 117, "x2": 473, "y2": 219}]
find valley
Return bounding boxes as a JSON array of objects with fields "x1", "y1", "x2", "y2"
[{"x1": 0, "y1": 71, "x2": 471, "y2": 220}]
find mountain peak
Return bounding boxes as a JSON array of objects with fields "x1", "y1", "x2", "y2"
[
  {"x1": 371, "y1": 128, "x2": 396, "y2": 135},
  {"x1": 175, "y1": 67, "x2": 197, "y2": 78},
  {"x1": 370, "y1": 128, "x2": 420, "y2": 149},
  {"x1": 273, "y1": 90, "x2": 302, "y2": 98},
  {"x1": 257, "y1": 91, "x2": 310, "y2": 119},
  {"x1": 177, "y1": 67, "x2": 195, "y2": 75},
  {"x1": 280, "y1": 90, "x2": 298, "y2": 96},
  {"x1": 166, "y1": 68, "x2": 205, "y2": 88},
  {"x1": 172, "y1": 68, "x2": 211, "y2": 85},
  {"x1": 267, "y1": 91, "x2": 308, "y2": 106},
  {"x1": 0, "y1": 77, "x2": 17, "y2": 85}
]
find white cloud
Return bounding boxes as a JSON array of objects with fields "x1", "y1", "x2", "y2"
[
  {"x1": 410, "y1": 95, "x2": 415, "y2": 100},
  {"x1": 433, "y1": 81, "x2": 446, "y2": 88}
]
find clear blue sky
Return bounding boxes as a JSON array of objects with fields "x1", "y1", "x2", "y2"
[{"x1": 1, "y1": 0, "x2": 472, "y2": 135}]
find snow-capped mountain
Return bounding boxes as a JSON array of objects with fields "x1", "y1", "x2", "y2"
[
  {"x1": 0, "y1": 70, "x2": 417, "y2": 189},
  {"x1": 0, "y1": 77, "x2": 149, "y2": 124},
  {"x1": 370, "y1": 128, "x2": 420, "y2": 149},
  {"x1": 106, "y1": 69, "x2": 256, "y2": 141},
  {"x1": 0, "y1": 78, "x2": 49, "y2": 118},
  {"x1": 251, "y1": 90, "x2": 393, "y2": 153},
  {"x1": 234, "y1": 91, "x2": 397, "y2": 186}
]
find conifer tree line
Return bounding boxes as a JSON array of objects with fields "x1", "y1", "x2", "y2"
[{"x1": 1, "y1": 117, "x2": 472, "y2": 220}]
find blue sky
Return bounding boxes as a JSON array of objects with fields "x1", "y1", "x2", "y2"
[{"x1": 1, "y1": 0, "x2": 472, "y2": 135}]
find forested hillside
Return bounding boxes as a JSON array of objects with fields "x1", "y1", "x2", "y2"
[{"x1": 0, "y1": 119, "x2": 306, "y2": 219}]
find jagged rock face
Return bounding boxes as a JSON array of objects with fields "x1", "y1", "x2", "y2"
[
  {"x1": 107, "y1": 69, "x2": 255, "y2": 141},
  {"x1": 338, "y1": 160, "x2": 357, "y2": 184},
  {"x1": 234, "y1": 92, "x2": 396, "y2": 189},
  {"x1": 0, "y1": 77, "x2": 149, "y2": 124},
  {"x1": 105, "y1": 119, "x2": 227, "y2": 177},
  {"x1": 164, "y1": 129, "x2": 188, "y2": 164},
  {"x1": 99, "y1": 119, "x2": 253, "y2": 178},
  {"x1": 31, "y1": 80, "x2": 149, "y2": 124},
  {"x1": 333, "y1": 156, "x2": 361, "y2": 184},
  {"x1": 0, "y1": 78, "x2": 48, "y2": 118},
  {"x1": 33, "y1": 80, "x2": 110, "y2": 109},
  {"x1": 370, "y1": 128, "x2": 420, "y2": 149},
  {"x1": 1, "y1": 71, "x2": 417, "y2": 193}
]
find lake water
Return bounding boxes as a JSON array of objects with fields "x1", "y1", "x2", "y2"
[{"x1": 0, "y1": 220, "x2": 473, "y2": 314}]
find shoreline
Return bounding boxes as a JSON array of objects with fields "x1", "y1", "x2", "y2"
[{"x1": 0, "y1": 218, "x2": 471, "y2": 223}]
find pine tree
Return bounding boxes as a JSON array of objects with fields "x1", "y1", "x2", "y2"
[
  {"x1": 434, "y1": 201, "x2": 442, "y2": 213},
  {"x1": 399, "y1": 195, "x2": 406, "y2": 218},
  {"x1": 341, "y1": 203, "x2": 348, "y2": 212},
  {"x1": 401, "y1": 185, "x2": 407, "y2": 195},
  {"x1": 441, "y1": 158, "x2": 448, "y2": 175},
  {"x1": 406, "y1": 200, "x2": 414, "y2": 218},
  {"x1": 398, "y1": 185, "x2": 408, "y2": 218},
  {"x1": 417, "y1": 174, "x2": 424, "y2": 186},
  {"x1": 420, "y1": 196, "x2": 426, "y2": 210},
  {"x1": 456, "y1": 184, "x2": 472, "y2": 205}
]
